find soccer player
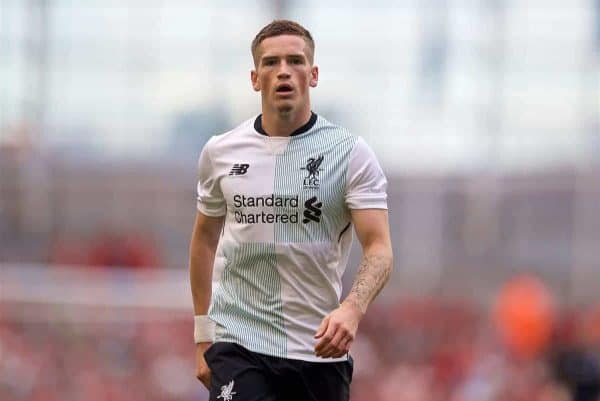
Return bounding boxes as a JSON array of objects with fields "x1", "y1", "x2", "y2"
[{"x1": 190, "y1": 20, "x2": 393, "y2": 401}]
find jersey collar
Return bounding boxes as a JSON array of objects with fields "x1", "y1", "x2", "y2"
[{"x1": 254, "y1": 112, "x2": 317, "y2": 137}]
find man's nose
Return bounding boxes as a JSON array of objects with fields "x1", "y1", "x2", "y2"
[{"x1": 277, "y1": 61, "x2": 291, "y2": 79}]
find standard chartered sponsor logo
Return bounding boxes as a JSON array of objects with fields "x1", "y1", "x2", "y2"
[{"x1": 233, "y1": 194, "x2": 300, "y2": 224}]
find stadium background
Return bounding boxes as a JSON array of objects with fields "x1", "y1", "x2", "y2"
[{"x1": 1, "y1": 0, "x2": 600, "y2": 400}]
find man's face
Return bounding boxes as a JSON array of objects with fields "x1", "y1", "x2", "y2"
[{"x1": 251, "y1": 35, "x2": 318, "y2": 115}]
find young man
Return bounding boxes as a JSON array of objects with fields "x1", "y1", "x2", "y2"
[{"x1": 190, "y1": 20, "x2": 393, "y2": 401}]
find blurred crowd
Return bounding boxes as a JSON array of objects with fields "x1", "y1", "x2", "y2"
[
  {"x1": 2, "y1": 278, "x2": 600, "y2": 401},
  {"x1": 49, "y1": 231, "x2": 161, "y2": 269},
  {"x1": 0, "y1": 310, "x2": 198, "y2": 401},
  {"x1": 353, "y1": 298, "x2": 600, "y2": 401}
]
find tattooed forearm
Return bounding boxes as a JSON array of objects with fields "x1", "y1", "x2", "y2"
[{"x1": 344, "y1": 252, "x2": 393, "y2": 314}]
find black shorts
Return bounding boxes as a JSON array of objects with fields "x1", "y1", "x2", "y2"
[{"x1": 204, "y1": 342, "x2": 353, "y2": 401}]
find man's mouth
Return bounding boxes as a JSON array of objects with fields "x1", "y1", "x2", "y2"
[{"x1": 275, "y1": 84, "x2": 294, "y2": 94}]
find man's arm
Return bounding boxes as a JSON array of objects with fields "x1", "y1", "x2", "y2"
[
  {"x1": 314, "y1": 208, "x2": 393, "y2": 358},
  {"x1": 190, "y1": 211, "x2": 224, "y2": 388},
  {"x1": 341, "y1": 209, "x2": 393, "y2": 314}
]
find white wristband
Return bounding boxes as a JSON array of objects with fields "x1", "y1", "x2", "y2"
[{"x1": 194, "y1": 315, "x2": 216, "y2": 343}]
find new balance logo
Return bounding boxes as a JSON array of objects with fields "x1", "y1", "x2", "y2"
[
  {"x1": 229, "y1": 164, "x2": 249, "y2": 176},
  {"x1": 303, "y1": 196, "x2": 322, "y2": 223}
]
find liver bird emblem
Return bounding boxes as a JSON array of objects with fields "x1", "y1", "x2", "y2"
[
  {"x1": 306, "y1": 155, "x2": 324, "y2": 178},
  {"x1": 217, "y1": 380, "x2": 236, "y2": 401}
]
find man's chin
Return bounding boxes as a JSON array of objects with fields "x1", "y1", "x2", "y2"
[{"x1": 276, "y1": 104, "x2": 293, "y2": 114}]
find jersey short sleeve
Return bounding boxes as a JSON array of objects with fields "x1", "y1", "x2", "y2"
[
  {"x1": 196, "y1": 139, "x2": 227, "y2": 216},
  {"x1": 345, "y1": 137, "x2": 388, "y2": 210}
]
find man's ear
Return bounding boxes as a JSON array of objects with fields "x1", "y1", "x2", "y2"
[
  {"x1": 309, "y1": 65, "x2": 319, "y2": 88},
  {"x1": 251, "y1": 70, "x2": 261, "y2": 92}
]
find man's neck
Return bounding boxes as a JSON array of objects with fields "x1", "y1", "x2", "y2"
[{"x1": 261, "y1": 107, "x2": 312, "y2": 137}]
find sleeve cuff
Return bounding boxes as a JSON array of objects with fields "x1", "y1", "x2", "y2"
[
  {"x1": 197, "y1": 201, "x2": 227, "y2": 217},
  {"x1": 346, "y1": 193, "x2": 388, "y2": 210}
]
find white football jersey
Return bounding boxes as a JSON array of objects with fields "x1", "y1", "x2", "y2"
[{"x1": 196, "y1": 113, "x2": 387, "y2": 362}]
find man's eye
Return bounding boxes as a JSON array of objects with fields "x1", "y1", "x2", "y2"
[
  {"x1": 291, "y1": 58, "x2": 303, "y2": 64},
  {"x1": 264, "y1": 60, "x2": 276, "y2": 66}
]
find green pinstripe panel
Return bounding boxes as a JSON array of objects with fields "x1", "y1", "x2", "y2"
[
  {"x1": 274, "y1": 118, "x2": 357, "y2": 243},
  {"x1": 210, "y1": 242, "x2": 286, "y2": 357}
]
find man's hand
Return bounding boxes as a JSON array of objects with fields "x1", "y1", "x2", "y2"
[
  {"x1": 314, "y1": 301, "x2": 364, "y2": 358},
  {"x1": 195, "y1": 342, "x2": 213, "y2": 389}
]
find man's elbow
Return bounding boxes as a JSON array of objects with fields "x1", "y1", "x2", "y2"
[
  {"x1": 384, "y1": 249, "x2": 394, "y2": 279},
  {"x1": 378, "y1": 244, "x2": 393, "y2": 279},
  {"x1": 366, "y1": 241, "x2": 393, "y2": 260}
]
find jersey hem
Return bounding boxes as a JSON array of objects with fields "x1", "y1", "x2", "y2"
[{"x1": 213, "y1": 340, "x2": 349, "y2": 363}]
